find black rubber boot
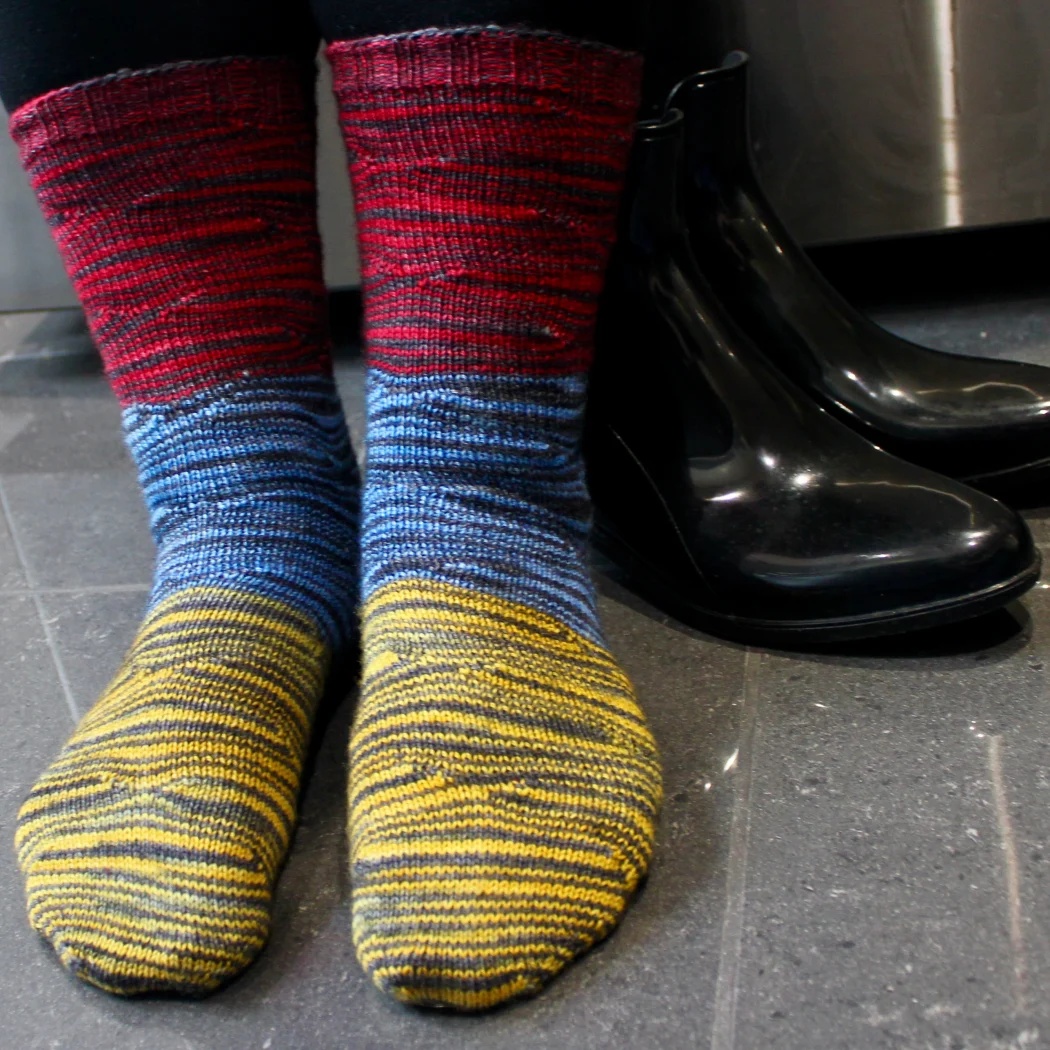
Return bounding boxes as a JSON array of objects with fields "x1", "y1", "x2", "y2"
[
  {"x1": 584, "y1": 110, "x2": 1040, "y2": 646},
  {"x1": 669, "y1": 53, "x2": 1050, "y2": 505}
]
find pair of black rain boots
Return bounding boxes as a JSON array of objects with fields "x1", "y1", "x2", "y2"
[{"x1": 585, "y1": 53, "x2": 1050, "y2": 645}]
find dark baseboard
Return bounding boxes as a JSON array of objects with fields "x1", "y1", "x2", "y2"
[{"x1": 807, "y1": 219, "x2": 1050, "y2": 311}]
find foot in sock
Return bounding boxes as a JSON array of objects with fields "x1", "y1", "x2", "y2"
[
  {"x1": 10, "y1": 58, "x2": 359, "y2": 995},
  {"x1": 329, "y1": 28, "x2": 663, "y2": 1010}
]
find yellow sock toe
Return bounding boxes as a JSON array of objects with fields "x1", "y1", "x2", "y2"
[
  {"x1": 15, "y1": 587, "x2": 329, "y2": 996},
  {"x1": 349, "y1": 580, "x2": 662, "y2": 1011}
]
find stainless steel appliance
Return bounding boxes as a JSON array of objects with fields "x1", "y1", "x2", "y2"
[
  {"x1": 698, "y1": 0, "x2": 1050, "y2": 243},
  {"x1": 4, "y1": 5, "x2": 1050, "y2": 311}
]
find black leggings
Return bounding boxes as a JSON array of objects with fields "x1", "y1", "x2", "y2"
[{"x1": 0, "y1": 0, "x2": 646, "y2": 113}]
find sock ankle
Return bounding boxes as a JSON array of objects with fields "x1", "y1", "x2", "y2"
[
  {"x1": 329, "y1": 27, "x2": 662, "y2": 1011},
  {"x1": 10, "y1": 57, "x2": 359, "y2": 995}
]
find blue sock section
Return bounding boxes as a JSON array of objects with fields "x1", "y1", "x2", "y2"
[
  {"x1": 361, "y1": 370, "x2": 602, "y2": 644},
  {"x1": 123, "y1": 376, "x2": 360, "y2": 649}
]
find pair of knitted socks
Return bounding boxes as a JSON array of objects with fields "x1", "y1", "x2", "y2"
[{"x1": 10, "y1": 28, "x2": 662, "y2": 1010}]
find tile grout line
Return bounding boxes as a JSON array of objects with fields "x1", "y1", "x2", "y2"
[
  {"x1": 1, "y1": 348, "x2": 97, "y2": 363},
  {"x1": 709, "y1": 648, "x2": 762, "y2": 1050},
  {"x1": 0, "y1": 584, "x2": 151, "y2": 596},
  {"x1": 0, "y1": 477, "x2": 81, "y2": 723},
  {"x1": 986, "y1": 735, "x2": 1029, "y2": 1015}
]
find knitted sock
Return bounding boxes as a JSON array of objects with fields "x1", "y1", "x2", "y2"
[
  {"x1": 10, "y1": 58, "x2": 359, "y2": 995},
  {"x1": 329, "y1": 28, "x2": 662, "y2": 1011}
]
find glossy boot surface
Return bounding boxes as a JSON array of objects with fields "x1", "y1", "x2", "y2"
[
  {"x1": 584, "y1": 111, "x2": 1040, "y2": 645},
  {"x1": 669, "y1": 53, "x2": 1050, "y2": 502}
]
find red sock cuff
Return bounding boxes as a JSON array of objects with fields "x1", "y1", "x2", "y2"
[
  {"x1": 327, "y1": 27, "x2": 642, "y2": 377},
  {"x1": 325, "y1": 27, "x2": 642, "y2": 112},
  {"x1": 10, "y1": 57, "x2": 313, "y2": 159},
  {"x1": 11, "y1": 56, "x2": 331, "y2": 405}
]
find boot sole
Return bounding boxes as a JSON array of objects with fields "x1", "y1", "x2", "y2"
[{"x1": 592, "y1": 524, "x2": 1041, "y2": 647}]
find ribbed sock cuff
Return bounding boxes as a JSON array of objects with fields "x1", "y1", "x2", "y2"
[
  {"x1": 10, "y1": 56, "x2": 312, "y2": 155},
  {"x1": 325, "y1": 26, "x2": 642, "y2": 110}
]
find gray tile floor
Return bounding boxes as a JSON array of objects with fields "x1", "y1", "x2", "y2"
[{"x1": 3, "y1": 297, "x2": 1050, "y2": 1050}]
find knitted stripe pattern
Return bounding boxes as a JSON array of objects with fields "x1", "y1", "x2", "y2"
[
  {"x1": 352, "y1": 580, "x2": 662, "y2": 1010},
  {"x1": 10, "y1": 58, "x2": 359, "y2": 995},
  {"x1": 333, "y1": 28, "x2": 641, "y2": 378},
  {"x1": 330, "y1": 27, "x2": 662, "y2": 1011},
  {"x1": 9, "y1": 57, "x2": 331, "y2": 405},
  {"x1": 15, "y1": 589, "x2": 328, "y2": 995},
  {"x1": 124, "y1": 378, "x2": 358, "y2": 646},
  {"x1": 363, "y1": 370, "x2": 599, "y2": 641}
]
